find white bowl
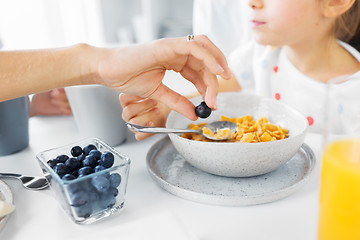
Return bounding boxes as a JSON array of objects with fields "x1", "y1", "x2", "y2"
[{"x1": 166, "y1": 92, "x2": 308, "y2": 177}]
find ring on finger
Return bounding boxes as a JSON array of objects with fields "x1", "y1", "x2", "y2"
[{"x1": 186, "y1": 34, "x2": 195, "y2": 42}]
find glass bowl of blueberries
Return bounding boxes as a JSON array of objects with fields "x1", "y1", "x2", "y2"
[{"x1": 36, "y1": 138, "x2": 130, "y2": 224}]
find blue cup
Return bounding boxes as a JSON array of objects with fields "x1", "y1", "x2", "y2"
[{"x1": 0, "y1": 96, "x2": 29, "y2": 156}]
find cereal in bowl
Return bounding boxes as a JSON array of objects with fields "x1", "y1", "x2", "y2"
[{"x1": 181, "y1": 115, "x2": 288, "y2": 142}]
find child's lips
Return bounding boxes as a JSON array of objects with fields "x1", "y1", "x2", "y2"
[{"x1": 251, "y1": 20, "x2": 266, "y2": 28}]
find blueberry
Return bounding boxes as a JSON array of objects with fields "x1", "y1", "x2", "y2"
[
  {"x1": 98, "y1": 192, "x2": 116, "y2": 209},
  {"x1": 77, "y1": 154, "x2": 86, "y2": 163},
  {"x1": 88, "y1": 190, "x2": 100, "y2": 202},
  {"x1": 108, "y1": 187, "x2": 119, "y2": 197},
  {"x1": 70, "y1": 169, "x2": 79, "y2": 178},
  {"x1": 82, "y1": 155, "x2": 97, "y2": 167},
  {"x1": 74, "y1": 204, "x2": 93, "y2": 218},
  {"x1": 55, "y1": 154, "x2": 69, "y2": 163},
  {"x1": 62, "y1": 174, "x2": 76, "y2": 181},
  {"x1": 78, "y1": 166, "x2": 93, "y2": 176},
  {"x1": 109, "y1": 173, "x2": 121, "y2": 188},
  {"x1": 70, "y1": 190, "x2": 89, "y2": 206},
  {"x1": 195, "y1": 101, "x2": 212, "y2": 118},
  {"x1": 94, "y1": 165, "x2": 106, "y2": 173},
  {"x1": 71, "y1": 146, "x2": 83, "y2": 157},
  {"x1": 65, "y1": 157, "x2": 81, "y2": 170},
  {"x1": 47, "y1": 159, "x2": 58, "y2": 168},
  {"x1": 89, "y1": 149, "x2": 102, "y2": 160},
  {"x1": 70, "y1": 191, "x2": 93, "y2": 218},
  {"x1": 99, "y1": 152, "x2": 114, "y2": 168},
  {"x1": 53, "y1": 163, "x2": 69, "y2": 176},
  {"x1": 83, "y1": 144, "x2": 97, "y2": 155},
  {"x1": 91, "y1": 176, "x2": 110, "y2": 193}
]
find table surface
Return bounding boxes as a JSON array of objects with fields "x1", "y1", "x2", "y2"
[
  {"x1": 0, "y1": 115, "x2": 324, "y2": 240},
  {"x1": 0, "y1": 73, "x2": 324, "y2": 240}
]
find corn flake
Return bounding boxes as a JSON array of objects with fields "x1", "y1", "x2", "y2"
[{"x1": 181, "y1": 115, "x2": 289, "y2": 143}]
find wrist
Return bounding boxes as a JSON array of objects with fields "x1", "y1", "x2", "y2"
[{"x1": 68, "y1": 43, "x2": 100, "y2": 86}]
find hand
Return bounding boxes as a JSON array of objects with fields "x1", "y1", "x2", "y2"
[
  {"x1": 29, "y1": 88, "x2": 72, "y2": 117},
  {"x1": 120, "y1": 93, "x2": 170, "y2": 140},
  {"x1": 95, "y1": 35, "x2": 231, "y2": 121}
]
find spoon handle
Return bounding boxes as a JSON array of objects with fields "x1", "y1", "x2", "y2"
[
  {"x1": 126, "y1": 122, "x2": 199, "y2": 134},
  {"x1": 0, "y1": 173, "x2": 22, "y2": 178}
]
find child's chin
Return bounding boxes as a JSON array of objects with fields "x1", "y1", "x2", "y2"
[{"x1": 253, "y1": 34, "x2": 275, "y2": 47}]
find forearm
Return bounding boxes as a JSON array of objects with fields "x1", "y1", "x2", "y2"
[
  {"x1": 218, "y1": 74, "x2": 241, "y2": 92},
  {"x1": 0, "y1": 43, "x2": 97, "y2": 101}
]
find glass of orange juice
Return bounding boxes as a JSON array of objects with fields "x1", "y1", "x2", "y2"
[{"x1": 318, "y1": 76, "x2": 360, "y2": 240}]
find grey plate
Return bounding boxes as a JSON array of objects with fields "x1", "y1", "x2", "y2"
[{"x1": 146, "y1": 137, "x2": 316, "y2": 206}]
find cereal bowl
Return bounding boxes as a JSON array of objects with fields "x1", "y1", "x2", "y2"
[
  {"x1": 166, "y1": 92, "x2": 308, "y2": 177},
  {"x1": 37, "y1": 138, "x2": 130, "y2": 224}
]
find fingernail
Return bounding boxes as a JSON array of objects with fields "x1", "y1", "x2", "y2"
[
  {"x1": 213, "y1": 95, "x2": 217, "y2": 110},
  {"x1": 217, "y1": 64, "x2": 225, "y2": 73},
  {"x1": 205, "y1": 88, "x2": 217, "y2": 110},
  {"x1": 154, "y1": 108, "x2": 160, "y2": 114}
]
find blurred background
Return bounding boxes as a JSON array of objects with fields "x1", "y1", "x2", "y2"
[
  {"x1": 0, "y1": 0, "x2": 193, "y2": 49},
  {"x1": 0, "y1": 0, "x2": 195, "y2": 95}
]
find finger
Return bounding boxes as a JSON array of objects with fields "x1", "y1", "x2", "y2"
[
  {"x1": 128, "y1": 109, "x2": 163, "y2": 140},
  {"x1": 182, "y1": 45, "x2": 224, "y2": 109},
  {"x1": 175, "y1": 37, "x2": 230, "y2": 81},
  {"x1": 179, "y1": 66, "x2": 207, "y2": 99},
  {"x1": 183, "y1": 41, "x2": 225, "y2": 77},
  {"x1": 150, "y1": 84, "x2": 197, "y2": 121},
  {"x1": 122, "y1": 98, "x2": 158, "y2": 121},
  {"x1": 180, "y1": 55, "x2": 220, "y2": 109},
  {"x1": 119, "y1": 93, "x2": 147, "y2": 108},
  {"x1": 50, "y1": 88, "x2": 69, "y2": 101},
  {"x1": 51, "y1": 96, "x2": 71, "y2": 108},
  {"x1": 203, "y1": 71, "x2": 219, "y2": 109},
  {"x1": 131, "y1": 122, "x2": 154, "y2": 141},
  {"x1": 51, "y1": 99, "x2": 72, "y2": 115},
  {"x1": 60, "y1": 107, "x2": 72, "y2": 115},
  {"x1": 192, "y1": 35, "x2": 232, "y2": 79}
]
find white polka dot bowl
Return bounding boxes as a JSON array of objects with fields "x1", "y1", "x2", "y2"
[{"x1": 166, "y1": 92, "x2": 308, "y2": 177}]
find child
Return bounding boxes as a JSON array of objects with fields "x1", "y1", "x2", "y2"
[{"x1": 120, "y1": 0, "x2": 360, "y2": 140}]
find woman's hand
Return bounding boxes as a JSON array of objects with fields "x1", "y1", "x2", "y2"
[
  {"x1": 119, "y1": 93, "x2": 171, "y2": 140},
  {"x1": 94, "y1": 35, "x2": 231, "y2": 121}
]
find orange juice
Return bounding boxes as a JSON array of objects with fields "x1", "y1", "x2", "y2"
[{"x1": 318, "y1": 139, "x2": 360, "y2": 240}]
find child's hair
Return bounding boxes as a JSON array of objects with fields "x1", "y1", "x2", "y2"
[{"x1": 335, "y1": 0, "x2": 360, "y2": 51}]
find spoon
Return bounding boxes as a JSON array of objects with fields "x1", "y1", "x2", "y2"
[
  {"x1": 126, "y1": 121, "x2": 238, "y2": 141},
  {"x1": 0, "y1": 173, "x2": 49, "y2": 191}
]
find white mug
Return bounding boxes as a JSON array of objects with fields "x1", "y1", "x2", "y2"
[{"x1": 65, "y1": 85, "x2": 127, "y2": 146}]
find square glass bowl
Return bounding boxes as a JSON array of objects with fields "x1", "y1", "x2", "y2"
[{"x1": 36, "y1": 138, "x2": 130, "y2": 224}]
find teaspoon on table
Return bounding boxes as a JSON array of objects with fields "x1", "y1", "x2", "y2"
[
  {"x1": 126, "y1": 121, "x2": 238, "y2": 141},
  {"x1": 0, "y1": 173, "x2": 49, "y2": 191}
]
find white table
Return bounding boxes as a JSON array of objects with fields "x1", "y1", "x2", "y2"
[
  {"x1": 0, "y1": 113, "x2": 324, "y2": 240},
  {"x1": 0, "y1": 72, "x2": 323, "y2": 240}
]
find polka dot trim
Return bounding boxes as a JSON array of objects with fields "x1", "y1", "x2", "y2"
[
  {"x1": 273, "y1": 66, "x2": 278, "y2": 73},
  {"x1": 307, "y1": 116, "x2": 314, "y2": 126},
  {"x1": 274, "y1": 93, "x2": 281, "y2": 100}
]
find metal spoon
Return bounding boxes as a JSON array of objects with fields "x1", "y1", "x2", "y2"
[
  {"x1": 0, "y1": 173, "x2": 49, "y2": 190},
  {"x1": 126, "y1": 121, "x2": 238, "y2": 141}
]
